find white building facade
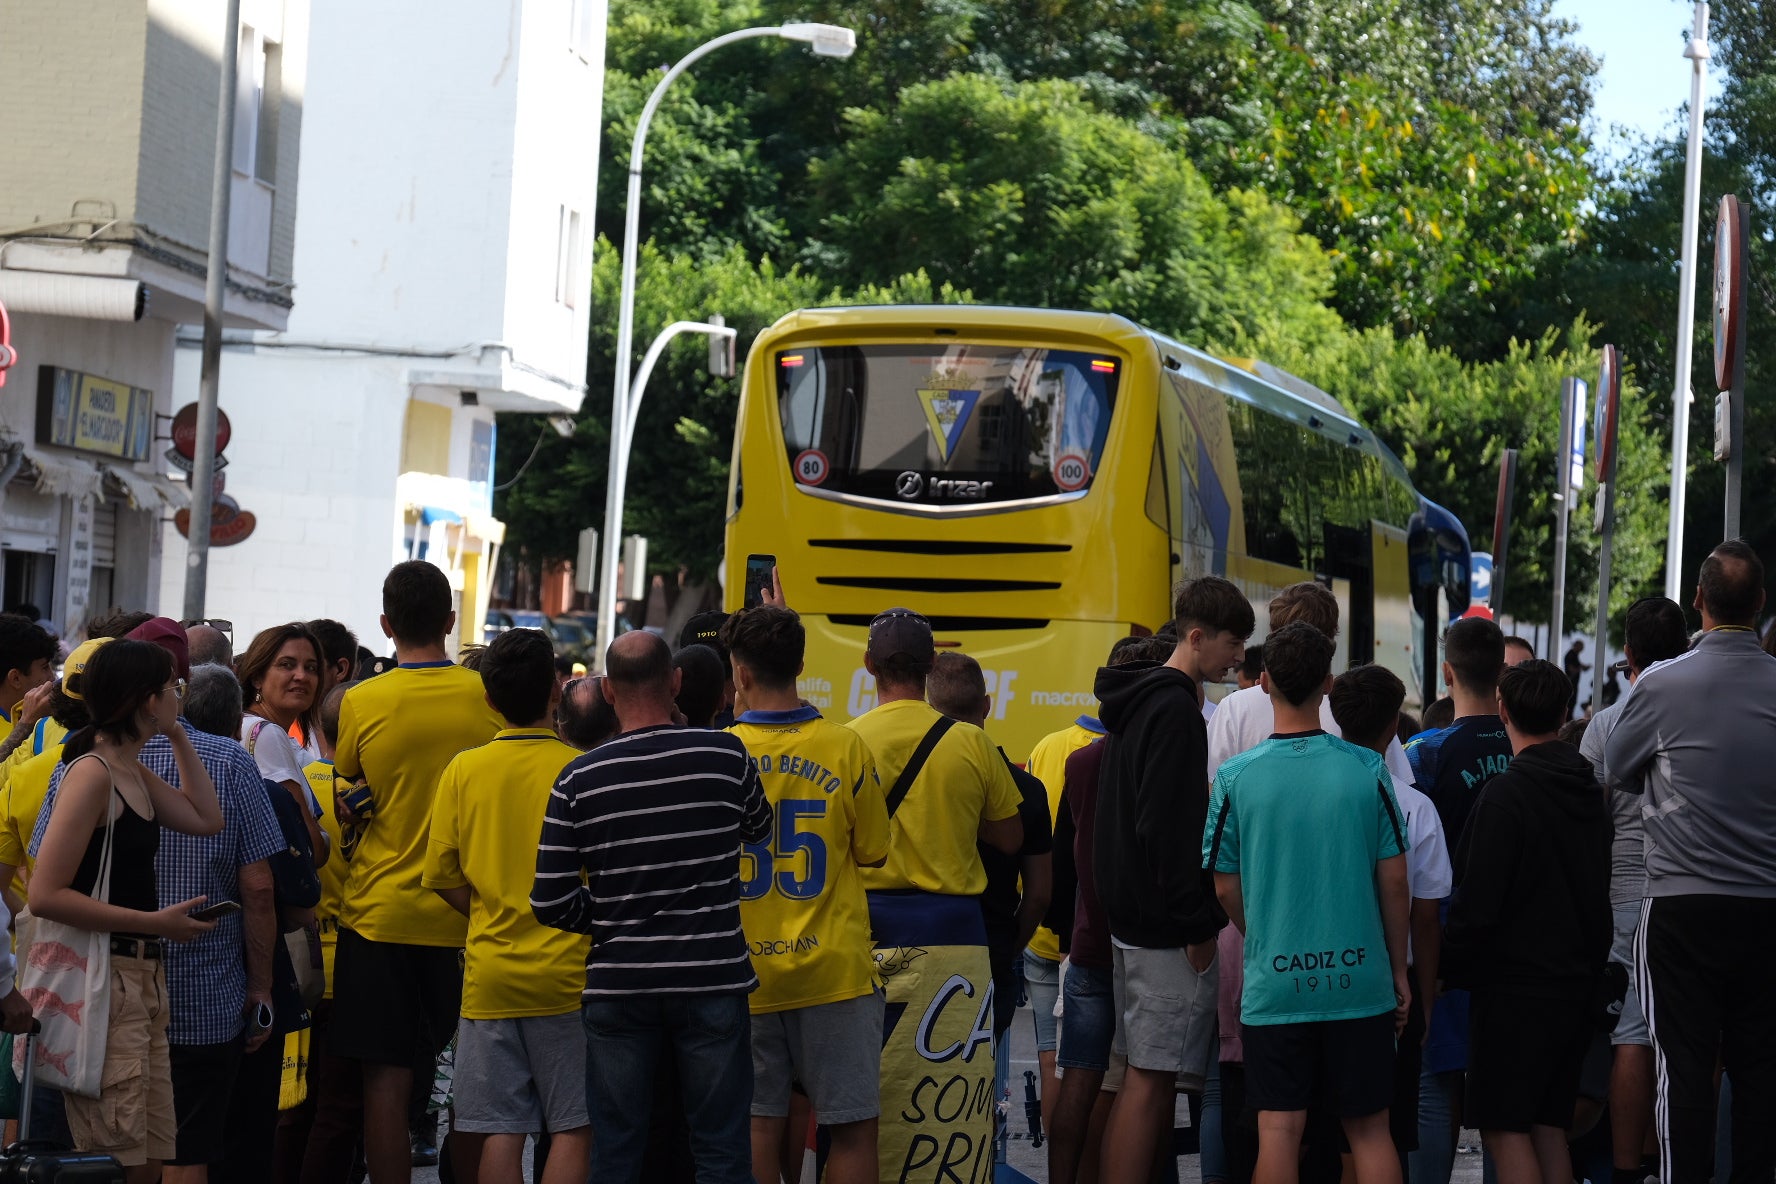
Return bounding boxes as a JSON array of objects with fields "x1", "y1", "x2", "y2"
[
  {"x1": 0, "y1": 0, "x2": 308, "y2": 635},
  {"x1": 158, "y1": 0, "x2": 606, "y2": 652}
]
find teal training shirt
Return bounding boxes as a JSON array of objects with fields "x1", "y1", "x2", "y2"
[{"x1": 1203, "y1": 731, "x2": 1407, "y2": 1026}]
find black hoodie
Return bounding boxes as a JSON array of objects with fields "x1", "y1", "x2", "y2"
[
  {"x1": 1442, "y1": 740, "x2": 1613, "y2": 1000},
  {"x1": 1091, "y1": 660, "x2": 1226, "y2": 948}
]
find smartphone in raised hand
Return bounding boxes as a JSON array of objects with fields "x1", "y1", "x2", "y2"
[{"x1": 744, "y1": 554, "x2": 777, "y2": 610}]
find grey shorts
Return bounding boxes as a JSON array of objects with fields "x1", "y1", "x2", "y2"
[
  {"x1": 452, "y1": 1014, "x2": 590, "y2": 1134},
  {"x1": 1024, "y1": 950, "x2": 1061, "y2": 1053},
  {"x1": 1610, "y1": 903, "x2": 1649, "y2": 1047},
  {"x1": 751, "y1": 991, "x2": 885, "y2": 1125},
  {"x1": 1111, "y1": 943, "x2": 1218, "y2": 1091}
]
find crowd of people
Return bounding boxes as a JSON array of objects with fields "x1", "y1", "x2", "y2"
[{"x1": 0, "y1": 539, "x2": 1762, "y2": 1184}]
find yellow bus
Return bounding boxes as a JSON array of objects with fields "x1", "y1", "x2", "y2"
[{"x1": 724, "y1": 305, "x2": 1471, "y2": 759}]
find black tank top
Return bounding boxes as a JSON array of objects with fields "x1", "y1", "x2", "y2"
[{"x1": 67, "y1": 758, "x2": 160, "y2": 914}]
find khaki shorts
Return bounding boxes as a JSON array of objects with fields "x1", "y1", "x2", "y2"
[{"x1": 64, "y1": 952, "x2": 176, "y2": 1167}]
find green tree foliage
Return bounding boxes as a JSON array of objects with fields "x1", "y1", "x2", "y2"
[
  {"x1": 1213, "y1": 38, "x2": 1592, "y2": 353},
  {"x1": 801, "y1": 75, "x2": 1344, "y2": 348}
]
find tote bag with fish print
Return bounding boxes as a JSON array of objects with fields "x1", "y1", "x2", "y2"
[{"x1": 16, "y1": 795, "x2": 115, "y2": 1098}]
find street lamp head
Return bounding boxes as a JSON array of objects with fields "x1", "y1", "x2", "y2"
[{"x1": 778, "y1": 22, "x2": 856, "y2": 58}]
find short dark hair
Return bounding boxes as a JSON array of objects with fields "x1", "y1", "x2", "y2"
[
  {"x1": 927, "y1": 652, "x2": 988, "y2": 719},
  {"x1": 1174, "y1": 576, "x2": 1255, "y2": 640},
  {"x1": 1443, "y1": 616, "x2": 1505, "y2": 693},
  {"x1": 1556, "y1": 718, "x2": 1589, "y2": 746},
  {"x1": 306, "y1": 619, "x2": 359, "y2": 675},
  {"x1": 382, "y1": 560, "x2": 453, "y2": 646},
  {"x1": 1396, "y1": 712, "x2": 1421, "y2": 745},
  {"x1": 1502, "y1": 635, "x2": 1535, "y2": 657},
  {"x1": 48, "y1": 684, "x2": 90, "y2": 732},
  {"x1": 87, "y1": 608, "x2": 153, "y2": 640},
  {"x1": 606, "y1": 631, "x2": 673, "y2": 693},
  {"x1": 1329, "y1": 664, "x2": 1407, "y2": 748},
  {"x1": 1623, "y1": 597, "x2": 1689, "y2": 672},
  {"x1": 1422, "y1": 696, "x2": 1455, "y2": 731},
  {"x1": 481, "y1": 628, "x2": 554, "y2": 726},
  {"x1": 673, "y1": 644, "x2": 727, "y2": 728},
  {"x1": 320, "y1": 681, "x2": 355, "y2": 748},
  {"x1": 1240, "y1": 645, "x2": 1264, "y2": 681},
  {"x1": 1107, "y1": 635, "x2": 1148, "y2": 665},
  {"x1": 558, "y1": 675, "x2": 619, "y2": 750},
  {"x1": 1269, "y1": 582, "x2": 1339, "y2": 637},
  {"x1": 1263, "y1": 621, "x2": 1335, "y2": 707},
  {"x1": 1699, "y1": 539, "x2": 1764, "y2": 626},
  {"x1": 1498, "y1": 659, "x2": 1570, "y2": 737},
  {"x1": 0, "y1": 614, "x2": 55, "y2": 680},
  {"x1": 720, "y1": 606, "x2": 803, "y2": 692}
]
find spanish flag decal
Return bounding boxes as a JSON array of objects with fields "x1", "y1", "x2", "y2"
[{"x1": 917, "y1": 389, "x2": 980, "y2": 464}]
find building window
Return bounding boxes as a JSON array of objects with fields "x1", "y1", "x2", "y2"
[
  {"x1": 556, "y1": 206, "x2": 583, "y2": 307},
  {"x1": 570, "y1": 0, "x2": 598, "y2": 62},
  {"x1": 232, "y1": 25, "x2": 279, "y2": 184}
]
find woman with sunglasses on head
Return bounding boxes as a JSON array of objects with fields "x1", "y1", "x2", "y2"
[
  {"x1": 31, "y1": 638, "x2": 225, "y2": 1183},
  {"x1": 236, "y1": 624, "x2": 330, "y2": 868}
]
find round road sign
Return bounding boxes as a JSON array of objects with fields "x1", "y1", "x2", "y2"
[
  {"x1": 1714, "y1": 195, "x2": 1745, "y2": 391},
  {"x1": 1053, "y1": 450, "x2": 1092, "y2": 492},
  {"x1": 171, "y1": 403, "x2": 233, "y2": 461},
  {"x1": 793, "y1": 449, "x2": 830, "y2": 486}
]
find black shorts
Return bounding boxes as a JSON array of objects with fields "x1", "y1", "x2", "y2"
[
  {"x1": 328, "y1": 928, "x2": 463, "y2": 1067},
  {"x1": 1466, "y1": 991, "x2": 1592, "y2": 1132},
  {"x1": 1242, "y1": 1011, "x2": 1395, "y2": 1117},
  {"x1": 168, "y1": 1038, "x2": 244, "y2": 1165}
]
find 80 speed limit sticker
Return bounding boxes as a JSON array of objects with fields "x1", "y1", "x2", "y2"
[
  {"x1": 793, "y1": 449, "x2": 830, "y2": 486},
  {"x1": 1052, "y1": 450, "x2": 1091, "y2": 492}
]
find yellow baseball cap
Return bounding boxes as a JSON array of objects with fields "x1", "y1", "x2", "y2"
[{"x1": 62, "y1": 637, "x2": 114, "y2": 700}]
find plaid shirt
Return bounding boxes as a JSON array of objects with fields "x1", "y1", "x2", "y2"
[{"x1": 34, "y1": 720, "x2": 284, "y2": 1045}]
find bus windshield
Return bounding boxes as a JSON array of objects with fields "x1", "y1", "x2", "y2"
[{"x1": 775, "y1": 343, "x2": 1120, "y2": 506}]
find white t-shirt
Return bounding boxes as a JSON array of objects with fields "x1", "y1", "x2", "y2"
[
  {"x1": 242, "y1": 715, "x2": 322, "y2": 816},
  {"x1": 1389, "y1": 771, "x2": 1452, "y2": 966},
  {"x1": 1389, "y1": 772, "x2": 1453, "y2": 902},
  {"x1": 1205, "y1": 683, "x2": 1415, "y2": 785}
]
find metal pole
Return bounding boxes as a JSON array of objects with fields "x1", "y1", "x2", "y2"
[
  {"x1": 1725, "y1": 204, "x2": 1749, "y2": 539},
  {"x1": 1665, "y1": 1, "x2": 1711, "y2": 600},
  {"x1": 1552, "y1": 379, "x2": 1576, "y2": 659},
  {"x1": 182, "y1": 0, "x2": 241, "y2": 620},
  {"x1": 1592, "y1": 478, "x2": 1617, "y2": 716},
  {"x1": 594, "y1": 27, "x2": 791, "y2": 670}
]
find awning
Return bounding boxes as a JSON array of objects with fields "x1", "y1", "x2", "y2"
[
  {"x1": 420, "y1": 505, "x2": 461, "y2": 525},
  {"x1": 20, "y1": 448, "x2": 103, "y2": 502},
  {"x1": 0, "y1": 271, "x2": 147, "y2": 322},
  {"x1": 102, "y1": 463, "x2": 189, "y2": 511}
]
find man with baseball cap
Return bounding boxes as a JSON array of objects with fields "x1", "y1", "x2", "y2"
[{"x1": 846, "y1": 607, "x2": 1023, "y2": 1178}]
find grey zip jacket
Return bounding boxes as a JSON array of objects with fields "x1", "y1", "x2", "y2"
[{"x1": 1601, "y1": 628, "x2": 1776, "y2": 898}]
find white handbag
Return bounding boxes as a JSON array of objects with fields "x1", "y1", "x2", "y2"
[{"x1": 17, "y1": 785, "x2": 117, "y2": 1098}]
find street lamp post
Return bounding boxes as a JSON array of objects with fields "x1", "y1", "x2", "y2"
[
  {"x1": 1665, "y1": 2, "x2": 1711, "y2": 600},
  {"x1": 594, "y1": 23, "x2": 855, "y2": 667}
]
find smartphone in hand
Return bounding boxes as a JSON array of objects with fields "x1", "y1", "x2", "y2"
[
  {"x1": 189, "y1": 900, "x2": 242, "y2": 922},
  {"x1": 744, "y1": 554, "x2": 777, "y2": 610}
]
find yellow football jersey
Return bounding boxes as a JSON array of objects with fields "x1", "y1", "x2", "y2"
[
  {"x1": 335, "y1": 662, "x2": 503, "y2": 946},
  {"x1": 303, "y1": 759, "x2": 348, "y2": 998},
  {"x1": 847, "y1": 698, "x2": 1021, "y2": 897},
  {"x1": 421, "y1": 728, "x2": 588, "y2": 1019},
  {"x1": 729, "y1": 708, "x2": 889, "y2": 1014},
  {"x1": 0, "y1": 741, "x2": 59, "y2": 898},
  {"x1": 1023, "y1": 718, "x2": 1105, "y2": 961}
]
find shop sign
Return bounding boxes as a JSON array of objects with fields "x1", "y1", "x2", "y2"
[{"x1": 36, "y1": 366, "x2": 153, "y2": 461}]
